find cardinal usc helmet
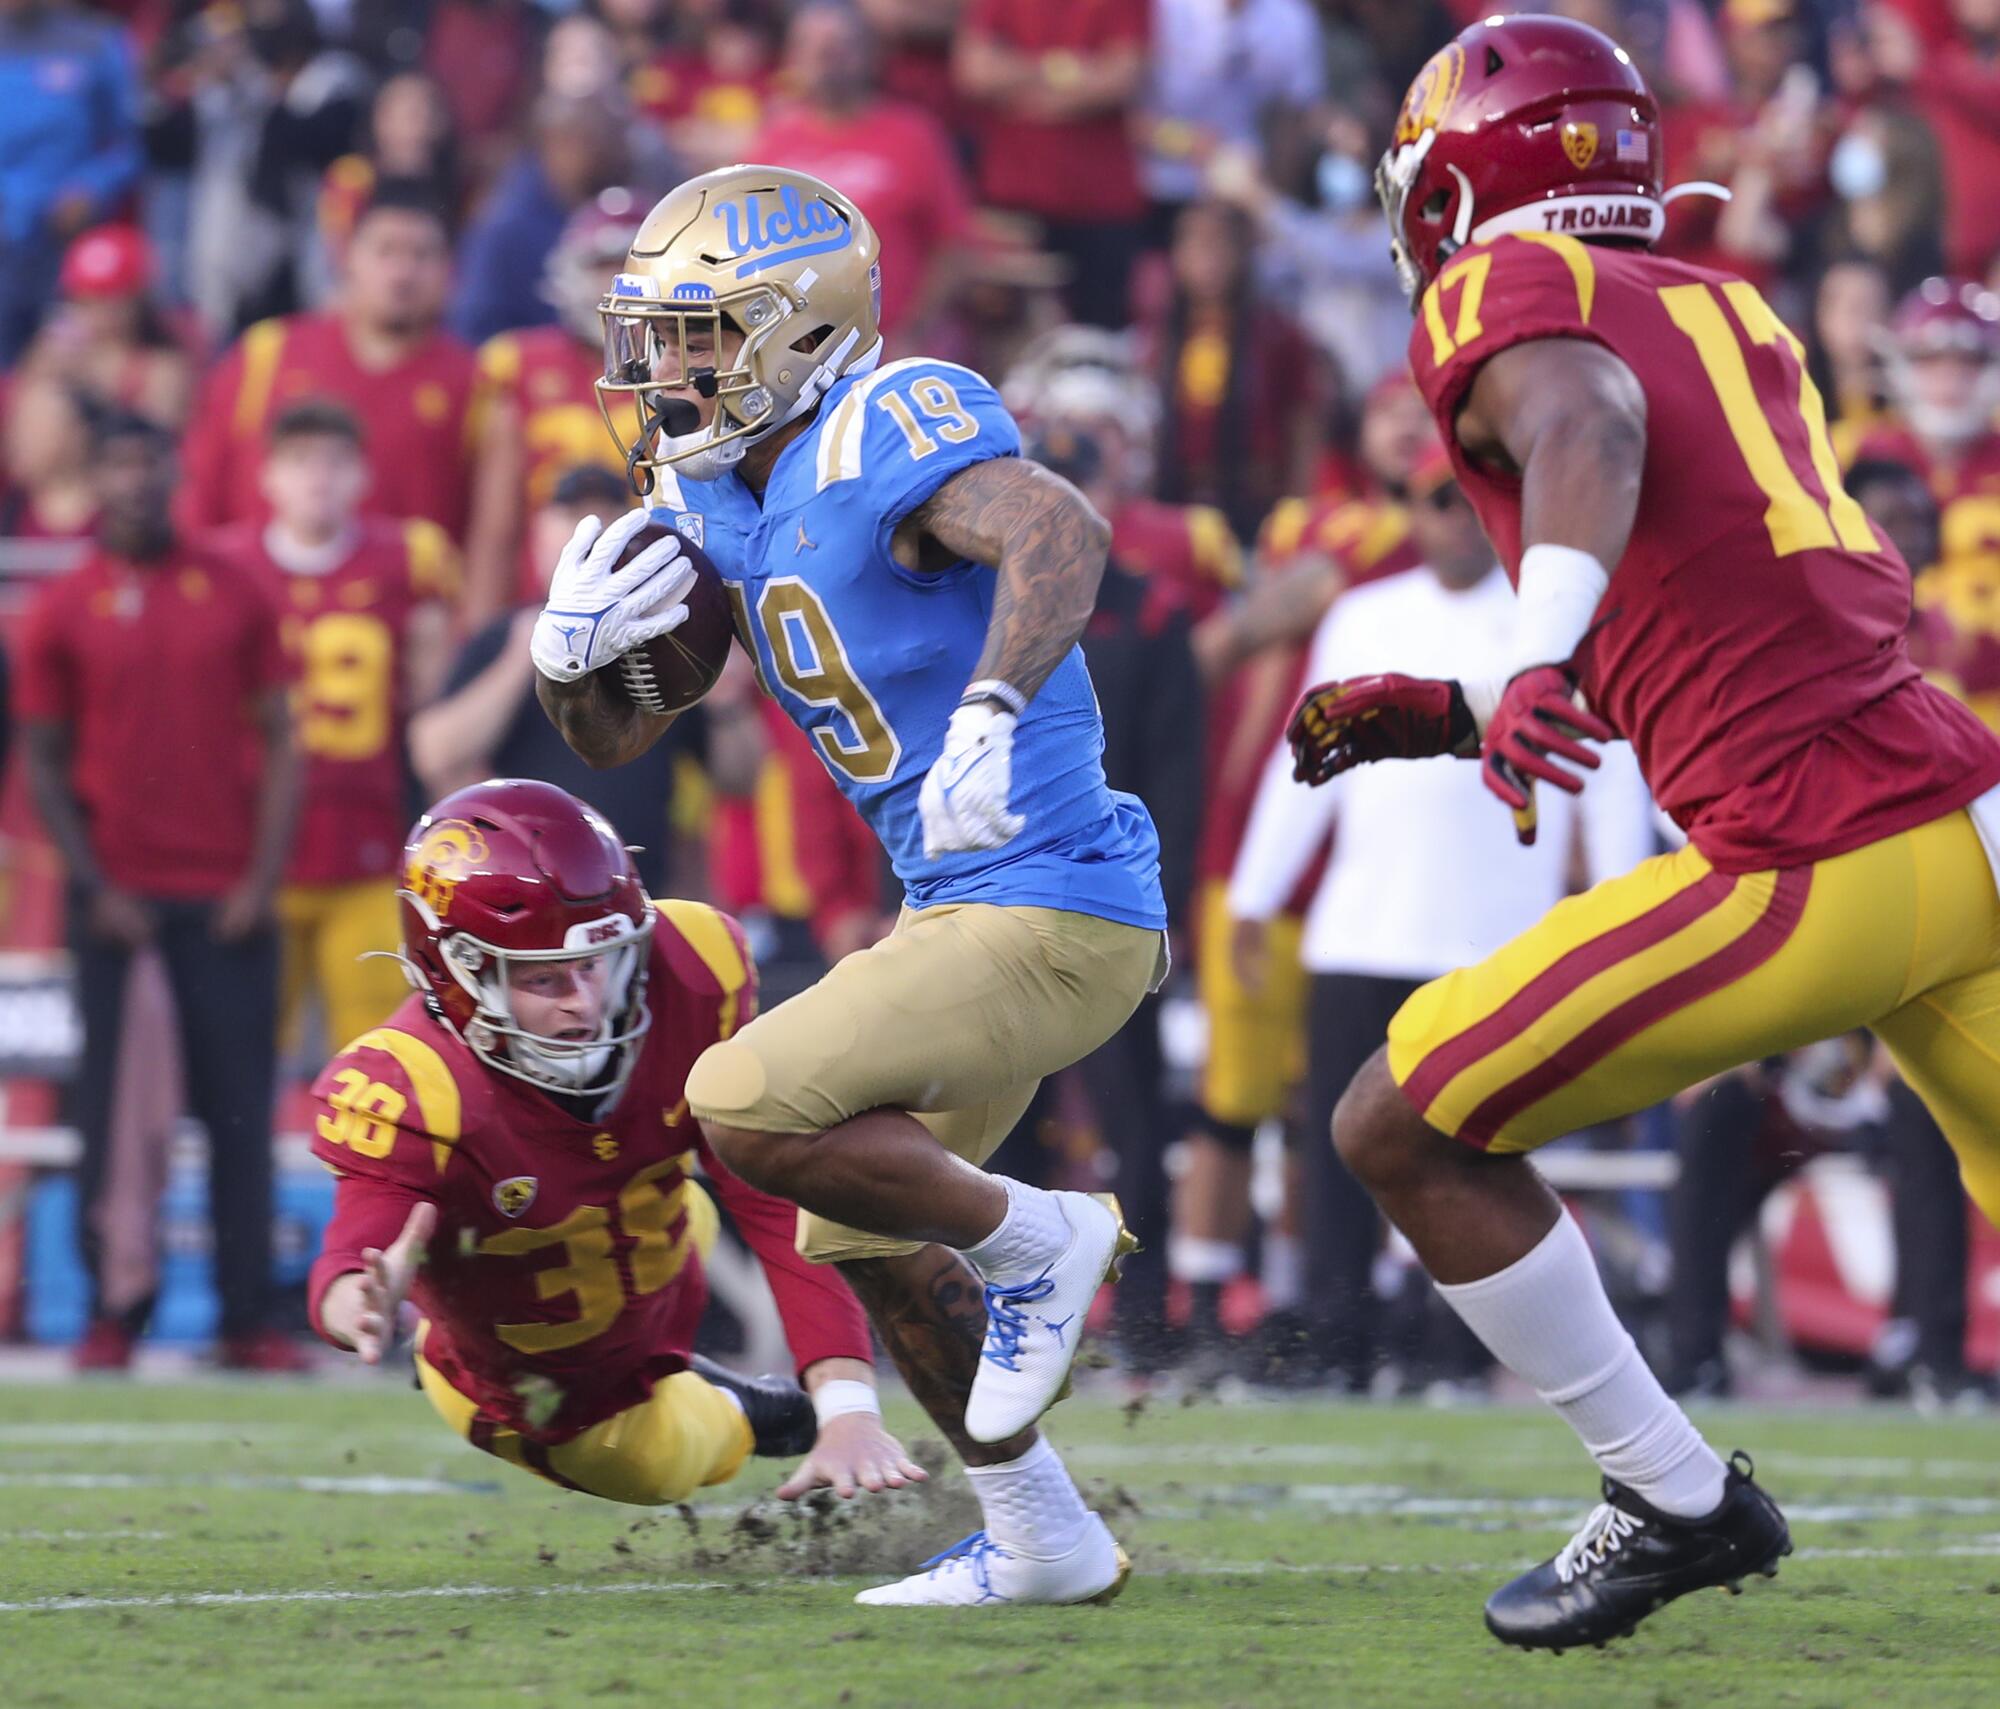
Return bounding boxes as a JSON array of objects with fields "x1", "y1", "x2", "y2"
[
  {"x1": 1882, "y1": 277, "x2": 2000, "y2": 446},
  {"x1": 596, "y1": 163, "x2": 884, "y2": 489},
  {"x1": 397, "y1": 780, "x2": 655, "y2": 1101},
  {"x1": 1377, "y1": 15, "x2": 1718, "y2": 308}
]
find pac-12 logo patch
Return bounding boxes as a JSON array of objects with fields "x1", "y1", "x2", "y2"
[
  {"x1": 1562, "y1": 121, "x2": 1599, "y2": 170},
  {"x1": 672, "y1": 511, "x2": 704, "y2": 547},
  {"x1": 494, "y1": 1176, "x2": 539, "y2": 1218}
]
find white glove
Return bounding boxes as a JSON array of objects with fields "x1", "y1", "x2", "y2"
[
  {"x1": 531, "y1": 509, "x2": 698, "y2": 683},
  {"x1": 919, "y1": 701, "x2": 1027, "y2": 858}
]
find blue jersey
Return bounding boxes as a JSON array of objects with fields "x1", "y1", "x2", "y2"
[{"x1": 652, "y1": 358, "x2": 1165, "y2": 929}]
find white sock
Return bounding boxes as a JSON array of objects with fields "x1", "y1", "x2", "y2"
[
  {"x1": 1260, "y1": 1234, "x2": 1303, "y2": 1312},
  {"x1": 1169, "y1": 1235, "x2": 1244, "y2": 1286},
  {"x1": 967, "y1": 1435, "x2": 1092, "y2": 1558},
  {"x1": 1435, "y1": 1212, "x2": 1727, "y2": 1519},
  {"x1": 961, "y1": 1176, "x2": 1069, "y2": 1282}
]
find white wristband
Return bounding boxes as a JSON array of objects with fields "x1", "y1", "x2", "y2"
[
  {"x1": 811, "y1": 1378, "x2": 881, "y2": 1426},
  {"x1": 1511, "y1": 543, "x2": 1609, "y2": 677},
  {"x1": 960, "y1": 678, "x2": 1028, "y2": 717}
]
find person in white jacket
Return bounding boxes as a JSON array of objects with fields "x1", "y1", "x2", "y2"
[{"x1": 1226, "y1": 448, "x2": 1654, "y2": 1389}]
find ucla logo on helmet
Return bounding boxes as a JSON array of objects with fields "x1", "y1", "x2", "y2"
[
  {"x1": 611, "y1": 273, "x2": 660, "y2": 300},
  {"x1": 493, "y1": 1176, "x2": 538, "y2": 1218},
  {"x1": 715, "y1": 186, "x2": 850, "y2": 278}
]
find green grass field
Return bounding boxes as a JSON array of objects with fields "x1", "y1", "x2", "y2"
[{"x1": 2, "y1": 1378, "x2": 1996, "y2": 1708}]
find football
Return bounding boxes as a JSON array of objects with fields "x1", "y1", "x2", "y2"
[{"x1": 603, "y1": 520, "x2": 736, "y2": 715}]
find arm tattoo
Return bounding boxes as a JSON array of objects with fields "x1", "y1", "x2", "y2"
[
  {"x1": 534, "y1": 670, "x2": 678, "y2": 770},
  {"x1": 913, "y1": 457, "x2": 1111, "y2": 704},
  {"x1": 838, "y1": 1246, "x2": 1037, "y2": 1467}
]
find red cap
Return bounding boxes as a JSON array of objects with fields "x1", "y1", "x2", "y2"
[
  {"x1": 1365, "y1": 369, "x2": 1422, "y2": 413},
  {"x1": 59, "y1": 225, "x2": 156, "y2": 300}
]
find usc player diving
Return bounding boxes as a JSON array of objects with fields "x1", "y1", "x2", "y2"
[
  {"x1": 1287, "y1": 16, "x2": 2000, "y2": 1651},
  {"x1": 308, "y1": 780, "x2": 918, "y2": 1507}
]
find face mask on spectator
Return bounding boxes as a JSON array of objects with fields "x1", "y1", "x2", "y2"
[
  {"x1": 1317, "y1": 151, "x2": 1372, "y2": 214},
  {"x1": 1830, "y1": 131, "x2": 1888, "y2": 203}
]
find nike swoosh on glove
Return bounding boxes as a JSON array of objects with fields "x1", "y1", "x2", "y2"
[
  {"x1": 919, "y1": 702, "x2": 1027, "y2": 858},
  {"x1": 531, "y1": 510, "x2": 698, "y2": 683},
  {"x1": 1481, "y1": 665, "x2": 1615, "y2": 845},
  {"x1": 1286, "y1": 672, "x2": 1479, "y2": 786}
]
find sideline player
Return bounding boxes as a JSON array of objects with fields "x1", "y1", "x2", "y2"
[
  {"x1": 1289, "y1": 15, "x2": 2000, "y2": 1651},
  {"x1": 308, "y1": 779, "x2": 917, "y2": 1507},
  {"x1": 215, "y1": 399, "x2": 457, "y2": 1054},
  {"x1": 533, "y1": 166, "x2": 1167, "y2": 1605}
]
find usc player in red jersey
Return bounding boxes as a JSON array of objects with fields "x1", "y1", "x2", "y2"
[
  {"x1": 213, "y1": 400, "x2": 458, "y2": 1053},
  {"x1": 463, "y1": 196, "x2": 640, "y2": 623},
  {"x1": 179, "y1": 187, "x2": 480, "y2": 544},
  {"x1": 1856, "y1": 279, "x2": 2000, "y2": 729},
  {"x1": 308, "y1": 780, "x2": 916, "y2": 1506},
  {"x1": 1288, "y1": 16, "x2": 2000, "y2": 1651}
]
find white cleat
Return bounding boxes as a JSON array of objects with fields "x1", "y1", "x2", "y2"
[
  {"x1": 853, "y1": 1518, "x2": 1131, "y2": 1608},
  {"x1": 965, "y1": 1192, "x2": 1135, "y2": 1445}
]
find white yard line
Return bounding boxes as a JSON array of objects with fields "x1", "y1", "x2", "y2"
[
  {"x1": 0, "y1": 1579, "x2": 728, "y2": 1616},
  {"x1": 11, "y1": 1539, "x2": 2000, "y2": 1617},
  {"x1": 0, "y1": 1530, "x2": 171, "y2": 1542},
  {"x1": 1145, "y1": 1483, "x2": 2000, "y2": 1524},
  {"x1": 1072, "y1": 1442, "x2": 2000, "y2": 1481},
  {"x1": 0, "y1": 1424, "x2": 303, "y2": 1447},
  {"x1": 0, "y1": 1472, "x2": 497, "y2": 1497}
]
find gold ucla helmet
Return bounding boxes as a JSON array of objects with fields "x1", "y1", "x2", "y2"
[{"x1": 597, "y1": 164, "x2": 884, "y2": 487}]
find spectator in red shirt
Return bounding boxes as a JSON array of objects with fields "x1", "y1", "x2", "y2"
[
  {"x1": 858, "y1": 0, "x2": 966, "y2": 134},
  {"x1": 752, "y1": 3, "x2": 972, "y2": 342},
  {"x1": 627, "y1": 0, "x2": 780, "y2": 174},
  {"x1": 419, "y1": 0, "x2": 540, "y2": 193},
  {"x1": 954, "y1": 0, "x2": 1150, "y2": 327},
  {"x1": 17, "y1": 412, "x2": 302, "y2": 1374},
  {"x1": 1863, "y1": 0, "x2": 2000, "y2": 281},
  {"x1": 178, "y1": 185, "x2": 481, "y2": 545}
]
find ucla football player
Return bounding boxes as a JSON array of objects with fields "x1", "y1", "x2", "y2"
[{"x1": 531, "y1": 166, "x2": 1167, "y2": 1607}]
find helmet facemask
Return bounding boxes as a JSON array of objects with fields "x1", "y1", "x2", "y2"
[
  {"x1": 408, "y1": 896, "x2": 656, "y2": 1102},
  {"x1": 1376, "y1": 126, "x2": 1443, "y2": 310},
  {"x1": 597, "y1": 273, "x2": 878, "y2": 489}
]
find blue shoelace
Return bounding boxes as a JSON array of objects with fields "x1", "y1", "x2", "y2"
[
  {"x1": 980, "y1": 1271, "x2": 1057, "y2": 1371},
  {"x1": 920, "y1": 1530, "x2": 1012, "y2": 1603}
]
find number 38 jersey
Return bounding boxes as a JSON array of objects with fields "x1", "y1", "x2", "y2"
[
  {"x1": 305, "y1": 903, "x2": 869, "y2": 1441},
  {"x1": 1411, "y1": 234, "x2": 2000, "y2": 872},
  {"x1": 651, "y1": 357, "x2": 1166, "y2": 928}
]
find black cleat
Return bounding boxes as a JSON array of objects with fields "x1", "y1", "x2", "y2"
[
  {"x1": 689, "y1": 1354, "x2": 817, "y2": 1457},
  {"x1": 1484, "y1": 1451, "x2": 1791, "y2": 1652}
]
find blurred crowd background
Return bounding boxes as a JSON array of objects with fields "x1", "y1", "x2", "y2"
[{"x1": 0, "y1": 0, "x2": 1997, "y2": 1398}]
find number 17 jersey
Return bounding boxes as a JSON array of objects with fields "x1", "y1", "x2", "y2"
[{"x1": 1410, "y1": 234, "x2": 2000, "y2": 872}]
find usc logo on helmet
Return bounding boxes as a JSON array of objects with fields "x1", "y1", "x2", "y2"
[
  {"x1": 1396, "y1": 42, "x2": 1464, "y2": 145},
  {"x1": 407, "y1": 819, "x2": 491, "y2": 914}
]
